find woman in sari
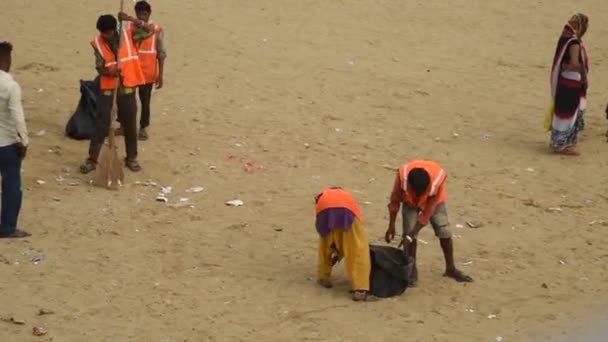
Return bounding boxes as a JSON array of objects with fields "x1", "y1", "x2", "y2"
[{"x1": 549, "y1": 14, "x2": 589, "y2": 156}]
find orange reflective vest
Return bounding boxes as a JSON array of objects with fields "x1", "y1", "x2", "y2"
[
  {"x1": 315, "y1": 188, "x2": 363, "y2": 222},
  {"x1": 91, "y1": 26, "x2": 145, "y2": 90},
  {"x1": 130, "y1": 22, "x2": 162, "y2": 84},
  {"x1": 398, "y1": 160, "x2": 447, "y2": 210}
]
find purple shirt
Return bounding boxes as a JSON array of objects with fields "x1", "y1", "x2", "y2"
[{"x1": 315, "y1": 208, "x2": 356, "y2": 238}]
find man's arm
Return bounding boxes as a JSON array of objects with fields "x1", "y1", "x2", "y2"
[
  {"x1": 8, "y1": 82, "x2": 29, "y2": 147},
  {"x1": 118, "y1": 12, "x2": 156, "y2": 33},
  {"x1": 156, "y1": 30, "x2": 166, "y2": 88},
  {"x1": 94, "y1": 49, "x2": 119, "y2": 77},
  {"x1": 406, "y1": 184, "x2": 444, "y2": 239},
  {"x1": 385, "y1": 172, "x2": 403, "y2": 243}
]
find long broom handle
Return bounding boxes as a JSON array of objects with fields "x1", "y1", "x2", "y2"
[{"x1": 107, "y1": 0, "x2": 125, "y2": 149}]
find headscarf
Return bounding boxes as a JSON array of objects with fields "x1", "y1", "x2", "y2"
[{"x1": 565, "y1": 13, "x2": 589, "y2": 38}]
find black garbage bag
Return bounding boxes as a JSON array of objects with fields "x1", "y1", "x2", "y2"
[
  {"x1": 369, "y1": 245, "x2": 414, "y2": 298},
  {"x1": 65, "y1": 77, "x2": 99, "y2": 140}
]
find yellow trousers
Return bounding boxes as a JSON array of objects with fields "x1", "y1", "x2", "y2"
[{"x1": 317, "y1": 219, "x2": 371, "y2": 291}]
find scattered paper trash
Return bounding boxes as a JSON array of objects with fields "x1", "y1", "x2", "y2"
[
  {"x1": 52, "y1": 197, "x2": 61, "y2": 202},
  {"x1": 36, "y1": 180, "x2": 46, "y2": 185},
  {"x1": 1, "y1": 316, "x2": 25, "y2": 325},
  {"x1": 466, "y1": 221, "x2": 483, "y2": 228},
  {"x1": 161, "y1": 186, "x2": 172, "y2": 195},
  {"x1": 525, "y1": 167, "x2": 535, "y2": 172},
  {"x1": 335, "y1": 128, "x2": 343, "y2": 132},
  {"x1": 559, "y1": 259, "x2": 566, "y2": 265},
  {"x1": 546, "y1": 207, "x2": 563, "y2": 213},
  {"x1": 55, "y1": 176, "x2": 64, "y2": 182},
  {"x1": 156, "y1": 194, "x2": 168, "y2": 203},
  {"x1": 38, "y1": 309, "x2": 54, "y2": 316},
  {"x1": 32, "y1": 255, "x2": 45, "y2": 265},
  {"x1": 209, "y1": 165, "x2": 217, "y2": 170},
  {"x1": 488, "y1": 314, "x2": 497, "y2": 319},
  {"x1": 461, "y1": 260, "x2": 473, "y2": 266},
  {"x1": 35, "y1": 130, "x2": 46, "y2": 137},
  {"x1": 185, "y1": 186, "x2": 204, "y2": 193},
  {"x1": 418, "y1": 239, "x2": 429, "y2": 245},
  {"x1": 455, "y1": 223, "x2": 464, "y2": 229},
  {"x1": 495, "y1": 337, "x2": 503, "y2": 342},
  {"x1": 226, "y1": 199, "x2": 244, "y2": 207},
  {"x1": 32, "y1": 326, "x2": 47, "y2": 336},
  {"x1": 170, "y1": 198, "x2": 194, "y2": 209}
]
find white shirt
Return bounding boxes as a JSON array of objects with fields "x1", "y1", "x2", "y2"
[{"x1": 0, "y1": 70, "x2": 28, "y2": 147}]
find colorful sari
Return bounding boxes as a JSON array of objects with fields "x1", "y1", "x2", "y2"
[{"x1": 549, "y1": 14, "x2": 589, "y2": 153}]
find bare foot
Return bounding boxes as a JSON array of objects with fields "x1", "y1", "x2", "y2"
[
  {"x1": 444, "y1": 268, "x2": 474, "y2": 283},
  {"x1": 559, "y1": 147, "x2": 580, "y2": 156},
  {"x1": 318, "y1": 279, "x2": 333, "y2": 288}
]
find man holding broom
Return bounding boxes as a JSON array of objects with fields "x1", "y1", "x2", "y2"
[{"x1": 79, "y1": 13, "x2": 156, "y2": 174}]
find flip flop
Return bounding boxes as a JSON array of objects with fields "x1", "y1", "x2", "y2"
[
  {"x1": 79, "y1": 160, "x2": 96, "y2": 174},
  {"x1": 125, "y1": 159, "x2": 142, "y2": 172},
  {"x1": 0, "y1": 229, "x2": 31, "y2": 239}
]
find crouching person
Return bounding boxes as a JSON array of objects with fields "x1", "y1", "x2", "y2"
[{"x1": 315, "y1": 187, "x2": 374, "y2": 301}]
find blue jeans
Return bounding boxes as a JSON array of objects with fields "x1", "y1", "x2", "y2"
[{"x1": 0, "y1": 145, "x2": 22, "y2": 234}]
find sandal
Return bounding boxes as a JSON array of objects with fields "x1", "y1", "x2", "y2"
[
  {"x1": 0, "y1": 229, "x2": 31, "y2": 239},
  {"x1": 352, "y1": 290, "x2": 377, "y2": 302},
  {"x1": 559, "y1": 147, "x2": 580, "y2": 156},
  {"x1": 125, "y1": 159, "x2": 142, "y2": 172},
  {"x1": 318, "y1": 279, "x2": 333, "y2": 289},
  {"x1": 444, "y1": 268, "x2": 474, "y2": 283},
  {"x1": 79, "y1": 160, "x2": 96, "y2": 174}
]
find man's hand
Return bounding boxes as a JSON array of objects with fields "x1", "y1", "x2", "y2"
[
  {"x1": 398, "y1": 235, "x2": 413, "y2": 251},
  {"x1": 385, "y1": 224, "x2": 396, "y2": 243},
  {"x1": 117, "y1": 12, "x2": 130, "y2": 22},
  {"x1": 15, "y1": 143, "x2": 27, "y2": 159},
  {"x1": 155, "y1": 75, "x2": 164, "y2": 89}
]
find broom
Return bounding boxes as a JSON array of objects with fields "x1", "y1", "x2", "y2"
[{"x1": 94, "y1": 0, "x2": 126, "y2": 189}]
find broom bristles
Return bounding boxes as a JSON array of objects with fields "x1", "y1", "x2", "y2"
[{"x1": 94, "y1": 144, "x2": 124, "y2": 189}]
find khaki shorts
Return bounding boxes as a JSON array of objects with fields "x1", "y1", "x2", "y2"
[{"x1": 402, "y1": 202, "x2": 452, "y2": 239}]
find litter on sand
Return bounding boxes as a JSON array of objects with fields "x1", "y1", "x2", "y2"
[
  {"x1": 226, "y1": 199, "x2": 244, "y2": 207},
  {"x1": 185, "y1": 186, "x2": 204, "y2": 193}
]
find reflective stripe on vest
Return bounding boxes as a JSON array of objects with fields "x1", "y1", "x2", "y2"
[
  {"x1": 93, "y1": 31, "x2": 139, "y2": 68},
  {"x1": 401, "y1": 162, "x2": 445, "y2": 196}
]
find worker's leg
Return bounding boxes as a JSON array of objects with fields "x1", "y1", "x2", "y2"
[
  {"x1": 138, "y1": 83, "x2": 153, "y2": 140},
  {"x1": 340, "y1": 219, "x2": 371, "y2": 294},
  {"x1": 402, "y1": 204, "x2": 420, "y2": 286},
  {"x1": 117, "y1": 92, "x2": 140, "y2": 171},
  {"x1": 430, "y1": 203, "x2": 473, "y2": 282},
  {"x1": 81, "y1": 94, "x2": 112, "y2": 173},
  {"x1": 317, "y1": 231, "x2": 335, "y2": 288}
]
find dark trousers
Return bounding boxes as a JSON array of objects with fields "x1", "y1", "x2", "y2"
[
  {"x1": 0, "y1": 145, "x2": 22, "y2": 234},
  {"x1": 88, "y1": 92, "x2": 138, "y2": 162},
  {"x1": 138, "y1": 83, "x2": 154, "y2": 129}
]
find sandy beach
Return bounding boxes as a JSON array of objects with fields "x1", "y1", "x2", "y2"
[{"x1": 1, "y1": 1, "x2": 608, "y2": 341}]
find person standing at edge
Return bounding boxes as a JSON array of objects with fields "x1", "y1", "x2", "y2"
[
  {"x1": 385, "y1": 160, "x2": 473, "y2": 286},
  {"x1": 0, "y1": 40, "x2": 30, "y2": 238}
]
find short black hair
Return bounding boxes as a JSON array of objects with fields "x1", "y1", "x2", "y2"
[
  {"x1": 408, "y1": 168, "x2": 430, "y2": 195},
  {"x1": 0, "y1": 41, "x2": 13, "y2": 58},
  {"x1": 96, "y1": 14, "x2": 117, "y2": 32},
  {"x1": 135, "y1": 1, "x2": 152, "y2": 12}
]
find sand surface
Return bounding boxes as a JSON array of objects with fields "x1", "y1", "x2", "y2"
[{"x1": 2, "y1": 1, "x2": 608, "y2": 341}]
